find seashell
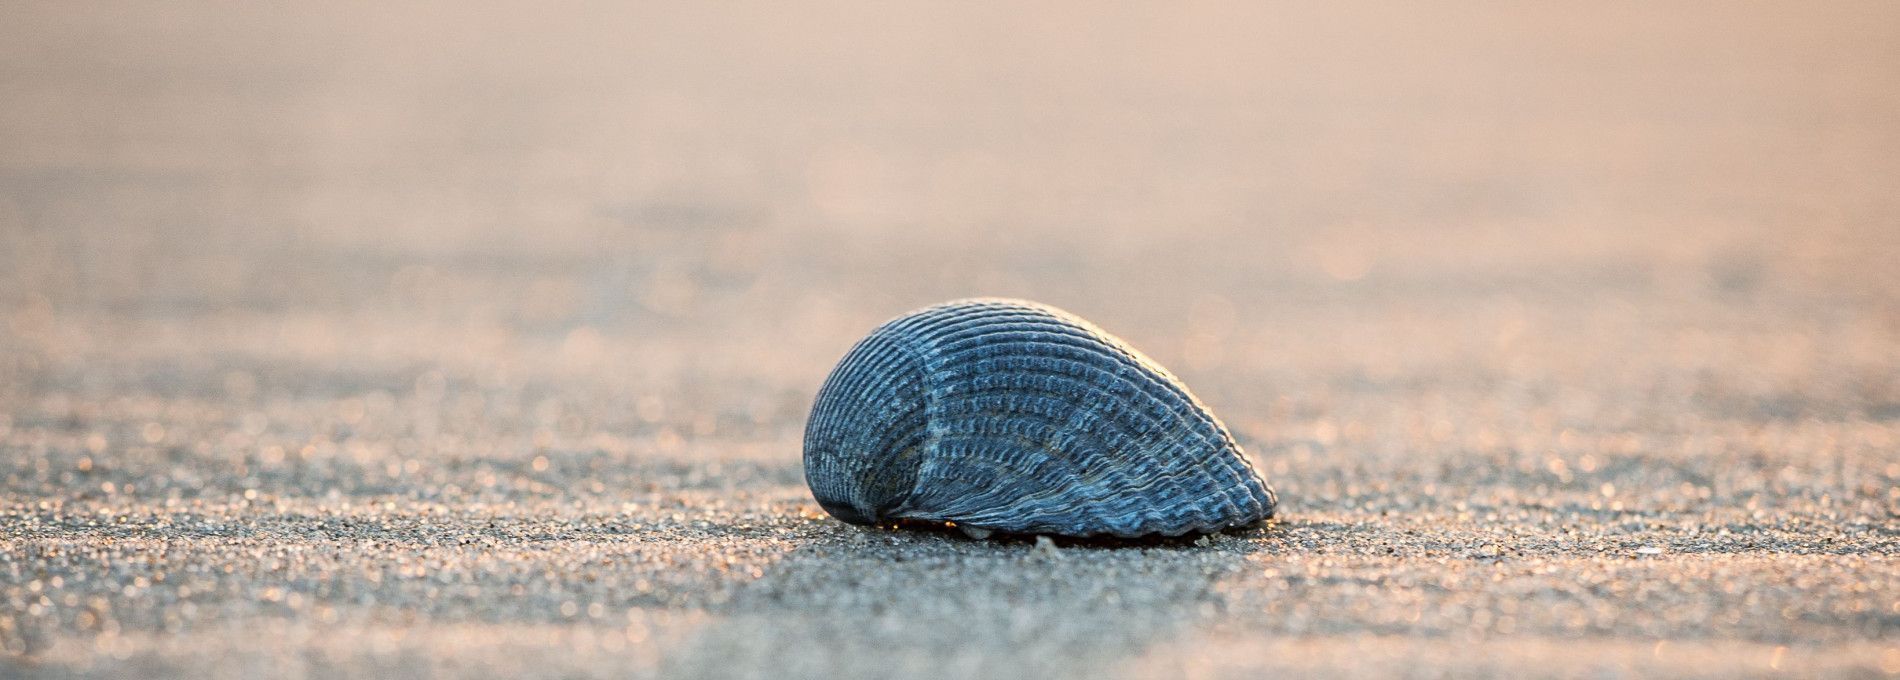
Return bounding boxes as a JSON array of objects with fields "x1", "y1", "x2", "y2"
[{"x1": 803, "y1": 298, "x2": 1277, "y2": 538}]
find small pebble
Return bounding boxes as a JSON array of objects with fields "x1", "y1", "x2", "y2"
[{"x1": 1033, "y1": 536, "x2": 1061, "y2": 559}]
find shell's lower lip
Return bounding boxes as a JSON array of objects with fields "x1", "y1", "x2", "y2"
[{"x1": 816, "y1": 499, "x2": 873, "y2": 525}]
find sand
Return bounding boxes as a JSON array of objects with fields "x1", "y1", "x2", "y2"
[{"x1": 2, "y1": 2, "x2": 1898, "y2": 677}]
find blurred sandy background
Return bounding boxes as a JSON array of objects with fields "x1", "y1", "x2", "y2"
[{"x1": 3, "y1": 2, "x2": 1898, "y2": 678}]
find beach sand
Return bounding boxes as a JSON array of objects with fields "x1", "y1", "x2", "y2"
[{"x1": 2, "y1": 2, "x2": 1897, "y2": 677}]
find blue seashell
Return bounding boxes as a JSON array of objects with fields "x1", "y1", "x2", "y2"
[{"x1": 803, "y1": 298, "x2": 1277, "y2": 538}]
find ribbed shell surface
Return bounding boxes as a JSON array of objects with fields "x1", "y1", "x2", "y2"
[{"x1": 803, "y1": 298, "x2": 1277, "y2": 538}]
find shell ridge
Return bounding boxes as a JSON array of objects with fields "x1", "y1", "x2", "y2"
[
  {"x1": 977, "y1": 454, "x2": 1240, "y2": 534},
  {"x1": 908, "y1": 429, "x2": 1261, "y2": 536},
  {"x1": 917, "y1": 316, "x2": 1264, "y2": 532},
  {"x1": 901, "y1": 303, "x2": 1116, "y2": 524},
  {"x1": 932, "y1": 362, "x2": 1240, "y2": 480},
  {"x1": 936, "y1": 340, "x2": 1223, "y2": 452},
  {"x1": 929, "y1": 382, "x2": 1233, "y2": 501},
  {"x1": 806, "y1": 327, "x2": 917, "y2": 443},
  {"x1": 804, "y1": 323, "x2": 936, "y2": 522},
  {"x1": 928, "y1": 374, "x2": 1226, "y2": 478},
  {"x1": 909, "y1": 455, "x2": 1263, "y2": 536},
  {"x1": 901, "y1": 301, "x2": 1098, "y2": 349}
]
